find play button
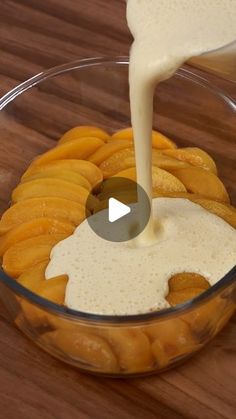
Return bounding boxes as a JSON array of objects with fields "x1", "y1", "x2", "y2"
[
  {"x1": 86, "y1": 177, "x2": 151, "y2": 242},
  {"x1": 108, "y1": 198, "x2": 131, "y2": 223}
]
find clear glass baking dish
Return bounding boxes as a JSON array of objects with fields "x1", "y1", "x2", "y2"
[{"x1": 0, "y1": 57, "x2": 235, "y2": 377}]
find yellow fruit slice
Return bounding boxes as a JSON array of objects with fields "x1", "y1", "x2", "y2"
[
  {"x1": 3, "y1": 234, "x2": 67, "y2": 278},
  {"x1": 0, "y1": 218, "x2": 74, "y2": 256},
  {"x1": 111, "y1": 127, "x2": 176, "y2": 149},
  {"x1": 41, "y1": 329, "x2": 119, "y2": 372},
  {"x1": 166, "y1": 288, "x2": 206, "y2": 306},
  {"x1": 11, "y1": 178, "x2": 98, "y2": 210},
  {"x1": 163, "y1": 147, "x2": 217, "y2": 174},
  {"x1": 22, "y1": 168, "x2": 91, "y2": 191},
  {"x1": 151, "y1": 152, "x2": 190, "y2": 170},
  {"x1": 0, "y1": 198, "x2": 88, "y2": 235},
  {"x1": 107, "y1": 166, "x2": 186, "y2": 194},
  {"x1": 20, "y1": 276, "x2": 68, "y2": 326},
  {"x1": 18, "y1": 259, "x2": 68, "y2": 303},
  {"x1": 182, "y1": 297, "x2": 228, "y2": 335},
  {"x1": 88, "y1": 140, "x2": 132, "y2": 166},
  {"x1": 170, "y1": 167, "x2": 230, "y2": 203},
  {"x1": 22, "y1": 160, "x2": 103, "y2": 188},
  {"x1": 168, "y1": 273, "x2": 210, "y2": 292},
  {"x1": 35, "y1": 277, "x2": 68, "y2": 304},
  {"x1": 16, "y1": 261, "x2": 67, "y2": 328},
  {"x1": 99, "y1": 328, "x2": 153, "y2": 373},
  {"x1": 150, "y1": 340, "x2": 170, "y2": 368},
  {"x1": 100, "y1": 148, "x2": 190, "y2": 178},
  {"x1": 146, "y1": 319, "x2": 198, "y2": 361},
  {"x1": 17, "y1": 260, "x2": 49, "y2": 288},
  {"x1": 29, "y1": 137, "x2": 104, "y2": 167},
  {"x1": 58, "y1": 125, "x2": 110, "y2": 144},
  {"x1": 100, "y1": 147, "x2": 135, "y2": 178}
]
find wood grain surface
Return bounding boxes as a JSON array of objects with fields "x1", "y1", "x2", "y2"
[{"x1": 0, "y1": 1, "x2": 235, "y2": 418}]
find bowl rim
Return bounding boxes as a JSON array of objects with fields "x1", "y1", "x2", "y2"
[{"x1": 0, "y1": 56, "x2": 235, "y2": 324}]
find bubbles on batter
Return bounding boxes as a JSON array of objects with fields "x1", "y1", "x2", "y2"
[{"x1": 45, "y1": 198, "x2": 236, "y2": 315}]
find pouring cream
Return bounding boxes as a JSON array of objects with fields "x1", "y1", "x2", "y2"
[{"x1": 127, "y1": 0, "x2": 236, "y2": 243}]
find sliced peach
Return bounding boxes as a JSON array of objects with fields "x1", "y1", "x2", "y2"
[
  {"x1": 100, "y1": 148, "x2": 189, "y2": 178},
  {"x1": 17, "y1": 260, "x2": 49, "y2": 288},
  {"x1": 18, "y1": 260, "x2": 68, "y2": 304},
  {"x1": 166, "y1": 287, "x2": 206, "y2": 306},
  {"x1": 41, "y1": 329, "x2": 119, "y2": 372},
  {"x1": 18, "y1": 299, "x2": 49, "y2": 329},
  {"x1": 16, "y1": 261, "x2": 67, "y2": 327},
  {"x1": 99, "y1": 328, "x2": 153, "y2": 373},
  {"x1": 19, "y1": 270, "x2": 68, "y2": 304},
  {"x1": 170, "y1": 167, "x2": 230, "y2": 203},
  {"x1": 212, "y1": 304, "x2": 236, "y2": 335},
  {"x1": 108, "y1": 167, "x2": 186, "y2": 194},
  {"x1": 22, "y1": 168, "x2": 91, "y2": 191},
  {"x1": 168, "y1": 273, "x2": 210, "y2": 292},
  {"x1": 0, "y1": 198, "x2": 87, "y2": 235},
  {"x1": 182, "y1": 297, "x2": 230, "y2": 337},
  {"x1": 100, "y1": 147, "x2": 135, "y2": 178},
  {"x1": 151, "y1": 151, "x2": 190, "y2": 171},
  {"x1": 22, "y1": 159, "x2": 103, "y2": 188},
  {"x1": 111, "y1": 127, "x2": 135, "y2": 141},
  {"x1": 35, "y1": 276, "x2": 68, "y2": 304},
  {"x1": 3, "y1": 234, "x2": 67, "y2": 278},
  {"x1": 0, "y1": 218, "x2": 74, "y2": 256},
  {"x1": 88, "y1": 140, "x2": 132, "y2": 166},
  {"x1": 163, "y1": 147, "x2": 217, "y2": 174},
  {"x1": 111, "y1": 127, "x2": 176, "y2": 149},
  {"x1": 11, "y1": 178, "x2": 98, "y2": 210},
  {"x1": 29, "y1": 137, "x2": 104, "y2": 167},
  {"x1": 19, "y1": 278, "x2": 68, "y2": 328},
  {"x1": 150, "y1": 340, "x2": 170, "y2": 368},
  {"x1": 58, "y1": 125, "x2": 110, "y2": 144},
  {"x1": 146, "y1": 319, "x2": 198, "y2": 360}
]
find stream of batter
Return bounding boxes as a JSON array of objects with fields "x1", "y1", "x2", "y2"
[{"x1": 46, "y1": 0, "x2": 236, "y2": 315}]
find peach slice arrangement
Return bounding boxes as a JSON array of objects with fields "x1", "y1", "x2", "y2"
[
  {"x1": 0, "y1": 125, "x2": 235, "y2": 374},
  {"x1": 1, "y1": 124, "x2": 236, "y2": 302}
]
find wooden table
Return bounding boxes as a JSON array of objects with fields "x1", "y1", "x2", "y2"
[{"x1": 0, "y1": 1, "x2": 235, "y2": 418}]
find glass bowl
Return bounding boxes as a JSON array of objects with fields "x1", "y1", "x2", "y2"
[{"x1": 0, "y1": 57, "x2": 235, "y2": 377}]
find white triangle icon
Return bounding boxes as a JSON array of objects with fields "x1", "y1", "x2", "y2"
[{"x1": 108, "y1": 198, "x2": 131, "y2": 223}]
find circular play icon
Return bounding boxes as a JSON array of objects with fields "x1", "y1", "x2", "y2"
[{"x1": 86, "y1": 177, "x2": 151, "y2": 242}]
